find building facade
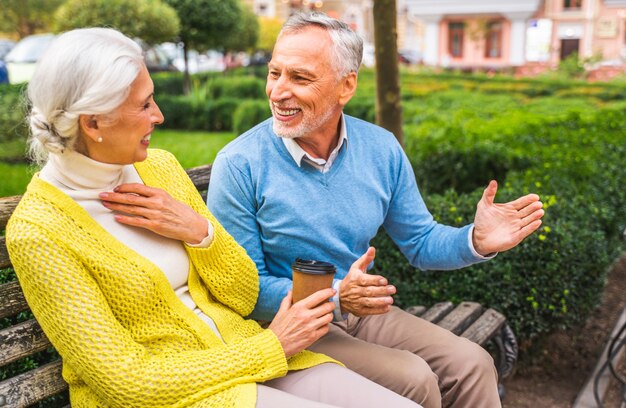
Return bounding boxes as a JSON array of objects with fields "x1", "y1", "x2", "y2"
[
  {"x1": 537, "y1": 0, "x2": 626, "y2": 65},
  {"x1": 244, "y1": 0, "x2": 626, "y2": 71},
  {"x1": 401, "y1": 0, "x2": 626, "y2": 69}
]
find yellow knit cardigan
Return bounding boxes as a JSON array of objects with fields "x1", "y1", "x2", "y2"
[{"x1": 7, "y1": 149, "x2": 335, "y2": 408}]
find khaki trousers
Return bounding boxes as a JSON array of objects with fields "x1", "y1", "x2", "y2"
[
  {"x1": 307, "y1": 306, "x2": 501, "y2": 408},
  {"x1": 257, "y1": 363, "x2": 421, "y2": 407}
]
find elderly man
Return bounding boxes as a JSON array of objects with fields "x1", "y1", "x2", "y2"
[{"x1": 208, "y1": 11, "x2": 544, "y2": 408}]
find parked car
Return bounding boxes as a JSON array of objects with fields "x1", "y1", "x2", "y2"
[
  {"x1": 0, "y1": 61, "x2": 8, "y2": 84},
  {"x1": 398, "y1": 49, "x2": 422, "y2": 65},
  {"x1": 0, "y1": 39, "x2": 16, "y2": 61},
  {"x1": 5, "y1": 34, "x2": 177, "y2": 84},
  {"x1": 135, "y1": 40, "x2": 179, "y2": 73},
  {"x1": 161, "y1": 42, "x2": 224, "y2": 73},
  {"x1": 5, "y1": 33, "x2": 55, "y2": 84}
]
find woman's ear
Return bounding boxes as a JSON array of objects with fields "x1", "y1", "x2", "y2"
[{"x1": 79, "y1": 115, "x2": 100, "y2": 142}]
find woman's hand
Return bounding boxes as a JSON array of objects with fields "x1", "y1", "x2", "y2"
[
  {"x1": 99, "y1": 183, "x2": 208, "y2": 244},
  {"x1": 268, "y1": 289, "x2": 336, "y2": 358}
]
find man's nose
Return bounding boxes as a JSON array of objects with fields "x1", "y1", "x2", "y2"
[{"x1": 269, "y1": 76, "x2": 291, "y2": 101}]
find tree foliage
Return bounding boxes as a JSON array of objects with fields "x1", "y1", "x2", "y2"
[
  {"x1": 54, "y1": 0, "x2": 179, "y2": 44},
  {"x1": 223, "y1": 4, "x2": 259, "y2": 52},
  {"x1": 257, "y1": 17, "x2": 283, "y2": 52},
  {"x1": 0, "y1": 0, "x2": 64, "y2": 38},
  {"x1": 163, "y1": 0, "x2": 241, "y2": 51},
  {"x1": 163, "y1": 0, "x2": 241, "y2": 94}
]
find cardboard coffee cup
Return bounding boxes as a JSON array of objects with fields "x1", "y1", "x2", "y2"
[{"x1": 291, "y1": 258, "x2": 336, "y2": 304}]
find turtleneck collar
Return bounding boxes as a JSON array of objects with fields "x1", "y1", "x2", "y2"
[{"x1": 41, "y1": 149, "x2": 127, "y2": 192}]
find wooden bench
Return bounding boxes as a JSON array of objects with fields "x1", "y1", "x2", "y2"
[{"x1": 0, "y1": 164, "x2": 518, "y2": 407}]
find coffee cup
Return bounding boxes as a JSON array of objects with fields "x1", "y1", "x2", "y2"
[{"x1": 291, "y1": 258, "x2": 336, "y2": 304}]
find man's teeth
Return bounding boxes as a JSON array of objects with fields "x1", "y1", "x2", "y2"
[
  {"x1": 275, "y1": 106, "x2": 299, "y2": 116},
  {"x1": 143, "y1": 135, "x2": 151, "y2": 141}
]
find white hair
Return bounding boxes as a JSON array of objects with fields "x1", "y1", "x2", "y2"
[
  {"x1": 27, "y1": 27, "x2": 144, "y2": 164},
  {"x1": 278, "y1": 11, "x2": 363, "y2": 78}
]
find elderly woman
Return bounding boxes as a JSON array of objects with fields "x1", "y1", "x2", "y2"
[{"x1": 6, "y1": 28, "x2": 420, "y2": 408}]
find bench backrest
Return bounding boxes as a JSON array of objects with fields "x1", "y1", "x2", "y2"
[{"x1": 0, "y1": 164, "x2": 211, "y2": 408}]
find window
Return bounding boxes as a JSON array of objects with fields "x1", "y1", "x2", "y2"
[
  {"x1": 563, "y1": 0, "x2": 582, "y2": 10},
  {"x1": 448, "y1": 22, "x2": 465, "y2": 58},
  {"x1": 485, "y1": 21, "x2": 503, "y2": 58}
]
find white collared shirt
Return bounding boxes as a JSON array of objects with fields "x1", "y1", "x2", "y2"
[{"x1": 281, "y1": 114, "x2": 348, "y2": 173}]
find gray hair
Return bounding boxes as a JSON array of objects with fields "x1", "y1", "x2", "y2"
[
  {"x1": 278, "y1": 11, "x2": 363, "y2": 77},
  {"x1": 27, "y1": 27, "x2": 144, "y2": 165}
]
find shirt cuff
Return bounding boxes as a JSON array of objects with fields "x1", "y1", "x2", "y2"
[
  {"x1": 186, "y1": 219, "x2": 214, "y2": 248},
  {"x1": 331, "y1": 279, "x2": 348, "y2": 321},
  {"x1": 468, "y1": 225, "x2": 497, "y2": 260}
]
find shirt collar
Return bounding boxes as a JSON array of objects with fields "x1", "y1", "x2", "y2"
[{"x1": 281, "y1": 114, "x2": 348, "y2": 168}]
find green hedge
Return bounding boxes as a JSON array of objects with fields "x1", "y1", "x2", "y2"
[
  {"x1": 233, "y1": 100, "x2": 271, "y2": 135},
  {"x1": 374, "y1": 104, "x2": 626, "y2": 343},
  {"x1": 0, "y1": 84, "x2": 28, "y2": 143},
  {"x1": 207, "y1": 76, "x2": 266, "y2": 100}
]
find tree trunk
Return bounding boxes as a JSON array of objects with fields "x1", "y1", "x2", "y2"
[
  {"x1": 373, "y1": 0, "x2": 403, "y2": 146},
  {"x1": 183, "y1": 43, "x2": 191, "y2": 95}
]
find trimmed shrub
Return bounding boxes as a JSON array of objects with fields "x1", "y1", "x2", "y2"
[
  {"x1": 0, "y1": 84, "x2": 28, "y2": 143},
  {"x1": 208, "y1": 76, "x2": 266, "y2": 100},
  {"x1": 233, "y1": 100, "x2": 271, "y2": 135},
  {"x1": 207, "y1": 98, "x2": 242, "y2": 131},
  {"x1": 344, "y1": 97, "x2": 375, "y2": 122},
  {"x1": 152, "y1": 72, "x2": 185, "y2": 96}
]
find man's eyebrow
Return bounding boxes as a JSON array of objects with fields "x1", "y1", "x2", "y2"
[{"x1": 267, "y1": 64, "x2": 315, "y2": 77}]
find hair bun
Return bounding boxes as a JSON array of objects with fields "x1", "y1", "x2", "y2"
[{"x1": 29, "y1": 108, "x2": 67, "y2": 154}]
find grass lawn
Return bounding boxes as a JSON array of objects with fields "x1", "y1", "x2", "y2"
[
  {"x1": 0, "y1": 129, "x2": 237, "y2": 197},
  {"x1": 150, "y1": 129, "x2": 236, "y2": 168},
  {"x1": 0, "y1": 162, "x2": 35, "y2": 197}
]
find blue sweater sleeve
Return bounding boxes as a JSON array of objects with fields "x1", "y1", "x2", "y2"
[
  {"x1": 383, "y1": 146, "x2": 484, "y2": 270},
  {"x1": 207, "y1": 153, "x2": 290, "y2": 321}
]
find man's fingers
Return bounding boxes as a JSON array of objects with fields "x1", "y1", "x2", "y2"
[
  {"x1": 507, "y1": 193, "x2": 541, "y2": 211},
  {"x1": 481, "y1": 180, "x2": 498, "y2": 206},
  {"x1": 516, "y1": 200, "x2": 543, "y2": 218},
  {"x1": 352, "y1": 246, "x2": 376, "y2": 271},
  {"x1": 517, "y1": 219, "x2": 543, "y2": 241},
  {"x1": 356, "y1": 273, "x2": 388, "y2": 287},
  {"x1": 360, "y1": 284, "x2": 396, "y2": 297},
  {"x1": 521, "y1": 208, "x2": 545, "y2": 226}
]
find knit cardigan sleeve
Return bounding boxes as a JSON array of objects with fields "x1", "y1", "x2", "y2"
[
  {"x1": 136, "y1": 149, "x2": 260, "y2": 317},
  {"x1": 7, "y1": 207, "x2": 288, "y2": 407}
]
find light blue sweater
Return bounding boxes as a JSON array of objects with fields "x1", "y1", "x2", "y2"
[{"x1": 208, "y1": 115, "x2": 487, "y2": 321}]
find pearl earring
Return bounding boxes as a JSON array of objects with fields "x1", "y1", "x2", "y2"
[{"x1": 97, "y1": 137, "x2": 103, "y2": 143}]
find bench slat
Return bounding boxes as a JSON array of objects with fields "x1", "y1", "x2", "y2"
[
  {"x1": 404, "y1": 305, "x2": 426, "y2": 316},
  {"x1": 0, "y1": 360, "x2": 67, "y2": 408},
  {"x1": 436, "y1": 302, "x2": 483, "y2": 335},
  {"x1": 0, "y1": 195, "x2": 21, "y2": 230},
  {"x1": 0, "y1": 281, "x2": 29, "y2": 320},
  {"x1": 419, "y1": 301, "x2": 454, "y2": 323},
  {"x1": 460, "y1": 308, "x2": 507, "y2": 346},
  {"x1": 0, "y1": 319, "x2": 51, "y2": 367},
  {"x1": 0, "y1": 237, "x2": 9, "y2": 270},
  {"x1": 186, "y1": 164, "x2": 212, "y2": 192}
]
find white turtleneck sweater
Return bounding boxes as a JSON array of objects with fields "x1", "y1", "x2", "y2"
[{"x1": 40, "y1": 150, "x2": 222, "y2": 339}]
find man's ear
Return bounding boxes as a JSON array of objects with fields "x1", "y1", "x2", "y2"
[
  {"x1": 78, "y1": 115, "x2": 100, "y2": 142},
  {"x1": 339, "y1": 72, "x2": 358, "y2": 106}
]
